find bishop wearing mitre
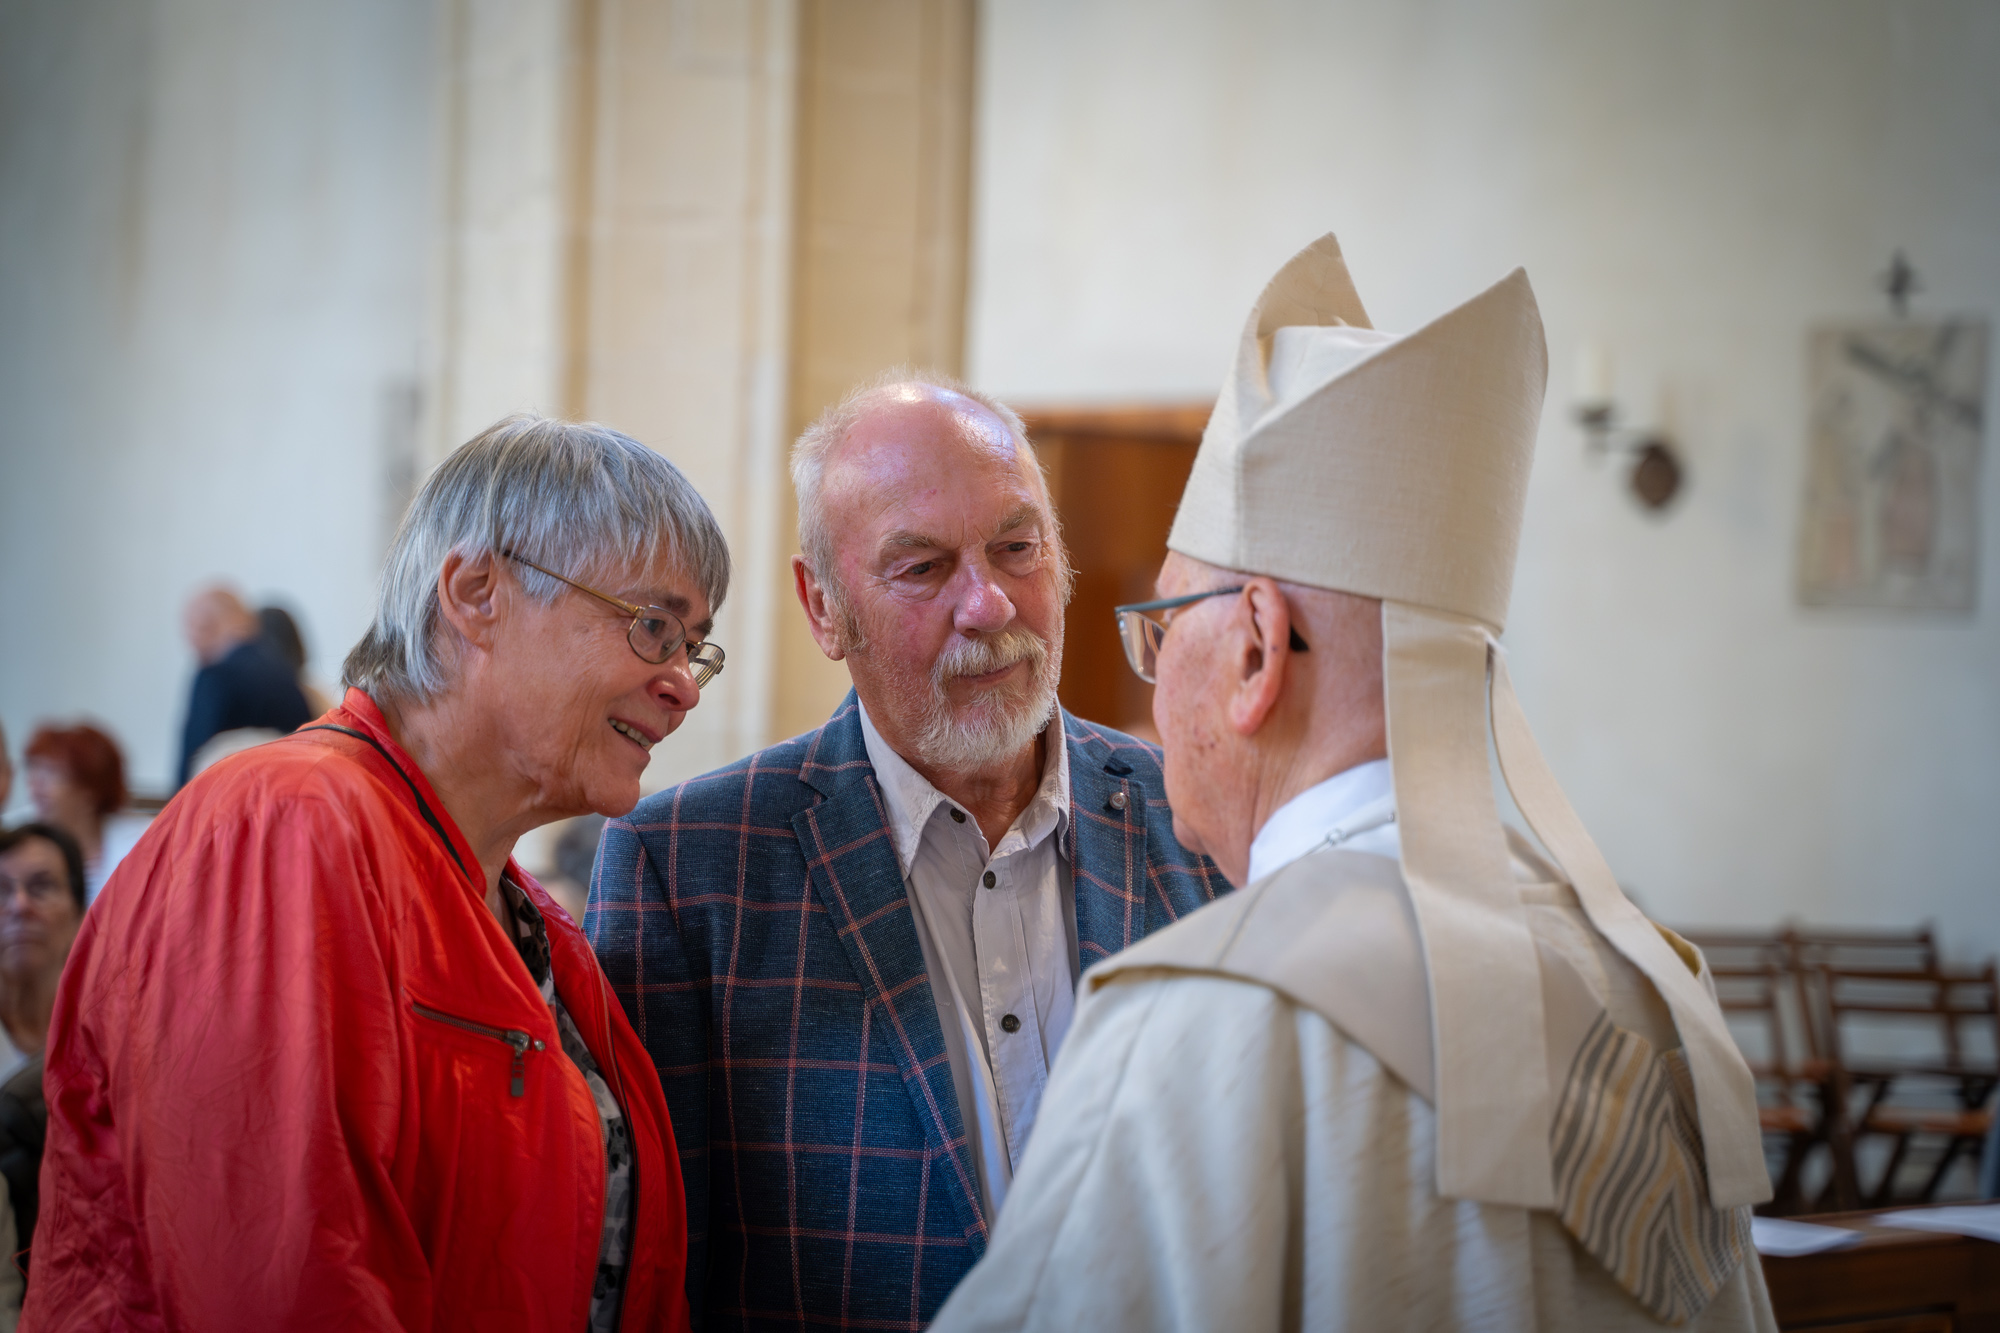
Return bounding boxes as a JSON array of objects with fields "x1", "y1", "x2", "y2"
[{"x1": 931, "y1": 236, "x2": 1779, "y2": 1331}]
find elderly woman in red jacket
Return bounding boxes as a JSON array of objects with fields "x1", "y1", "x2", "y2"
[{"x1": 27, "y1": 415, "x2": 727, "y2": 1333}]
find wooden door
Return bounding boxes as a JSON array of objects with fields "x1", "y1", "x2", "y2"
[{"x1": 1021, "y1": 405, "x2": 1211, "y2": 740}]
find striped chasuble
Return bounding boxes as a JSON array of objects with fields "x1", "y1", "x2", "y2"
[{"x1": 1551, "y1": 1011, "x2": 1753, "y2": 1325}]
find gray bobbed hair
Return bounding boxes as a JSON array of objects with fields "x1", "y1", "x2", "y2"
[{"x1": 344, "y1": 413, "x2": 730, "y2": 703}]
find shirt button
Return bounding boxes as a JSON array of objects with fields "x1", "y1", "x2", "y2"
[
  {"x1": 1109, "y1": 791, "x2": 1128, "y2": 811},
  {"x1": 950, "y1": 808, "x2": 966, "y2": 823},
  {"x1": 983, "y1": 870, "x2": 997, "y2": 888},
  {"x1": 1000, "y1": 1013, "x2": 1021, "y2": 1034}
]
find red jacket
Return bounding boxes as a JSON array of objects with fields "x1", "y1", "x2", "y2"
[{"x1": 24, "y1": 691, "x2": 691, "y2": 1333}]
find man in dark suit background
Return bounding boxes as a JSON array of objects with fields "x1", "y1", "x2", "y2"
[
  {"x1": 176, "y1": 584, "x2": 313, "y2": 786},
  {"x1": 589, "y1": 374, "x2": 1226, "y2": 1330}
]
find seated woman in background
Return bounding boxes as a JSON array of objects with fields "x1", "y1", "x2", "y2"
[
  {"x1": 0, "y1": 821, "x2": 88, "y2": 1301},
  {"x1": 23, "y1": 725, "x2": 140, "y2": 903},
  {"x1": 28, "y1": 415, "x2": 724, "y2": 1333}
]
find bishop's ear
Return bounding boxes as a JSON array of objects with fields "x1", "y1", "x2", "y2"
[{"x1": 1225, "y1": 578, "x2": 1297, "y2": 738}]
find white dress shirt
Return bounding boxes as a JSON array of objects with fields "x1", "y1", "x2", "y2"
[
  {"x1": 1245, "y1": 757, "x2": 1396, "y2": 884},
  {"x1": 857, "y1": 703, "x2": 1077, "y2": 1219}
]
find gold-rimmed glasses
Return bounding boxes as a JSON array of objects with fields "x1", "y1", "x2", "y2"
[
  {"x1": 1113, "y1": 586, "x2": 1308, "y2": 683},
  {"x1": 500, "y1": 549, "x2": 725, "y2": 687}
]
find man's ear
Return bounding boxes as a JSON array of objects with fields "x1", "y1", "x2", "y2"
[
  {"x1": 1225, "y1": 578, "x2": 1295, "y2": 739},
  {"x1": 435, "y1": 549, "x2": 504, "y2": 656},
  {"x1": 792, "y1": 555, "x2": 848, "y2": 662}
]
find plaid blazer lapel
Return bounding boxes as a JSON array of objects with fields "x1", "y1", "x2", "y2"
[
  {"x1": 1063, "y1": 712, "x2": 1163, "y2": 967},
  {"x1": 792, "y1": 695, "x2": 989, "y2": 1248}
]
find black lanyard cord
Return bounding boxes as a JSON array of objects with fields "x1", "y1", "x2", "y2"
[{"x1": 294, "y1": 724, "x2": 473, "y2": 882}]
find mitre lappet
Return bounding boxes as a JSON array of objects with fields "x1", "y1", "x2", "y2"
[{"x1": 1166, "y1": 234, "x2": 1769, "y2": 1220}]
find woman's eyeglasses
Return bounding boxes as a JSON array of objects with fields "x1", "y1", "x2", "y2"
[{"x1": 500, "y1": 550, "x2": 725, "y2": 687}]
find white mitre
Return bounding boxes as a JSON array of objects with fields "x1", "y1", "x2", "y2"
[{"x1": 1169, "y1": 234, "x2": 1767, "y2": 1211}]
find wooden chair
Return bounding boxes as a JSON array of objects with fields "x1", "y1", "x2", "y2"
[
  {"x1": 1683, "y1": 930, "x2": 1837, "y2": 1213},
  {"x1": 1815, "y1": 961, "x2": 1998, "y2": 1206},
  {"x1": 1786, "y1": 924, "x2": 1939, "y2": 975},
  {"x1": 1782, "y1": 925, "x2": 1947, "y2": 1208},
  {"x1": 1682, "y1": 929, "x2": 1792, "y2": 976}
]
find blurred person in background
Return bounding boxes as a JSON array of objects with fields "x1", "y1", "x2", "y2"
[
  {"x1": 0, "y1": 724, "x2": 13, "y2": 823},
  {"x1": 540, "y1": 814, "x2": 608, "y2": 925},
  {"x1": 0, "y1": 821, "x2": 89, "y2": 1302},
  {"x1": 258, "y1": 603, "x2": 337, "y2": 717},
  {"x1": 23, "y1": 725, "x2": 139, "y2": 904},
  {"x1": 0, "y1": 822, "x2": 81, "y2": 1061},
  {"x1": 27, "y1": 416, "x2": 720, "y2": 1332},
  {"x1": 176, "y1": 583, "x2": 313, "y2": 787}
]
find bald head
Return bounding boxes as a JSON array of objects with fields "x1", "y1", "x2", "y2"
[
  {"x1": 183, "y1": 584, "x2": 259, "y2": 665},
  {"x1": 824, "y1": 387, "x2": 1037, "y2": 529},
  {"x1": 793, "y1": 375, "x2": 1048, "y2": 592}
]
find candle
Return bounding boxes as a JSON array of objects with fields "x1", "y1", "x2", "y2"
[{"x1": 1574, "y1": 341, "x2": 1613, "y2": 405}]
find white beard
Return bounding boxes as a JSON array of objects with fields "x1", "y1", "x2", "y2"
[{"x1": 911, "y1": 625, "x2": 1062, "y2": 771}]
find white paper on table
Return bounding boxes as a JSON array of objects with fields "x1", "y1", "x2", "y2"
[
  {"x1": 1749, "y1": 1216, "x2": 1867, "y2": 1257},
  {"x1": 1874, "y1": 1204, "x2": 2000, "y2": 1245}
]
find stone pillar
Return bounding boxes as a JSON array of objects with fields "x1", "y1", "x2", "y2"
[
  {"x1": 430, "y1": 0, "x2": 797, "y2": 787},
  {"x1": 770, "y1": 0, "x2": 977, "y2": 740},
  {"x1": 428, "y1": 0, "x2": 975, "y2": 774},
  {"x1": 567, "y1": 0, "x2": 797, "y2": 781},
  {"x1": 428, "y1": 0, "x2": 588, "y2": 457}
]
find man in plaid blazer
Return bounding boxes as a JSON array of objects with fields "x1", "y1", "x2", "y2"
[{"x1": 588, "y1": 375, "x2": 1225, "y2": 1329}]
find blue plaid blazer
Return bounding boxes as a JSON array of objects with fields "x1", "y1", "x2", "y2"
[{"x1": 587, "y1": 693, "x2": 1226, "y2": 1331}]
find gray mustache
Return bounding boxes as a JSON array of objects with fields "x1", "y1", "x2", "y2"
[{"x1": 932, "y1": 629, "x2": 1048, "y2": 685}]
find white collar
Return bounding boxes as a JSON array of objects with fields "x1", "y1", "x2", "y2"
[
  {"x1": 1245, "y1": 757, "x2": 1395, "y2": 885},
  {"x1": 857, "y1": 701, "x2": 1071, "y2": 876}
]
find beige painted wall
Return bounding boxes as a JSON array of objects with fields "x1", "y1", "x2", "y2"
[
  {"x1": 970, "y1": 0, "x2": 2000, "y2": 963},
  {"x1": 566, "y1": 0, "x2": 796, "y2": 784},
  {"x1": 429, "y1": 0, "x2": 584, "y2": 457},
  {"x1": 770, "y1": 0, "x2": 976, "y2": 741}
]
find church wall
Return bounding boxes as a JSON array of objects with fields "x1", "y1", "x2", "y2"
[
  {"x1": 968, "y1": 0, "x2": 2000, "y2": 961},
  {"x1": 771, "y1": 0, "x2": 977, "y2": 742},
  {"x1": 559, "y1": 0, "x2": 797, "y2": 789},
  {"x1": 0, "y1": 0, "x2": 979, "y2": 828},
  {"x1": 4, "y1": 0, "x2": 1991, "y2": 974},
  {"x1": 0, "y1": 0, "x2": 438, "y2": 800},
  {"x1": 0, "y1": 0, "x2": 805, "y2": 808}
]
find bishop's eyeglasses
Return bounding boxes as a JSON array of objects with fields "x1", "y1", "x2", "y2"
[
  {"x1": 1113, "y1": 586, "x2": 1309, "y2": 683},
  {"x1": 501, "y1": 550, "x2": 726, "y2": 687}
]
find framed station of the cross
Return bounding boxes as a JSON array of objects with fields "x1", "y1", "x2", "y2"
[{"x1": 1797, "y1": 317, "x2": 1990, "y2": 613}]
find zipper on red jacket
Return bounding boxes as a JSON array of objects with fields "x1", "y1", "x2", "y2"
[{"x1": 412, "y1": 1001, "x2": 544, "y2": 1096}]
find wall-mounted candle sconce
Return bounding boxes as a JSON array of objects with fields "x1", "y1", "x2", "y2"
[{"x1": 1572, "y1": 342, "x2": 1683, "y2": 512}]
